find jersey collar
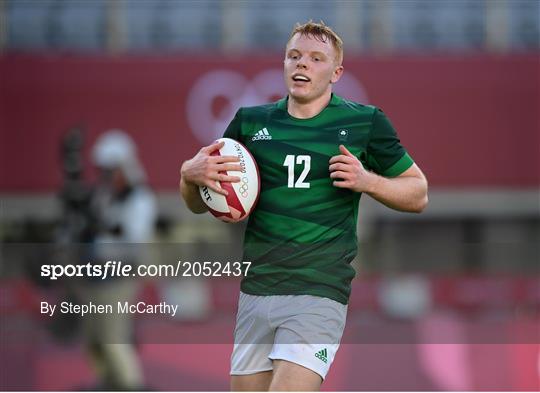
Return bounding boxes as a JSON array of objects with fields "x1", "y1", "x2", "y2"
[{"x1": 276, "y1": 93, "x2": 342, "y2": 112}]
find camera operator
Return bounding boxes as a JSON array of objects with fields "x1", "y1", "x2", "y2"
[{"x1": 82, "y1": 129, "x2": 156, "y2": 390}]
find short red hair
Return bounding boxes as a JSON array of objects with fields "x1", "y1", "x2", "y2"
[{"x1": 288, "y1": 20, "x2": 344, "y2": 65}]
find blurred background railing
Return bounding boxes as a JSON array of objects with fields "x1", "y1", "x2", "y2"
[{"x1": 2, "y1": 0, "x2": 539, "y2": 53}]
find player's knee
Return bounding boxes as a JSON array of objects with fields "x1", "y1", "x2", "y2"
[
  {"x1": 269, "y1": 377, "x2": 322, "y2": 392},
  {"x1": 231, "y1": 372, "x2": 272, "y2": 391},
  {"x1": 269, "y1": 360, "x2": 322, "y2": 391}
]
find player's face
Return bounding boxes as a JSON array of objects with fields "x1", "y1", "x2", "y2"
[{"x1": 284, "y1": 33, "x2": 343, "y2": 104}]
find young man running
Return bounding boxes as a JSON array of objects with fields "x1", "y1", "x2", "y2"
[{"x1": 180, "y1": 21, "x2": 428, "y2": 391}]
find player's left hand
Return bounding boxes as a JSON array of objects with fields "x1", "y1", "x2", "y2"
[{"x1": 329, "y1": 145, "x2": 379, "y2": 193}]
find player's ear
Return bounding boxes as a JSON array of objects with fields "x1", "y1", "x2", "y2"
[{"x1": 331, "y1": 65, "x2": 344, "y2": 84}]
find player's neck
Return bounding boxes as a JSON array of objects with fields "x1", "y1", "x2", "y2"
[{"x1": 287, "y1": 91, "x2": 332, "y2": 119}]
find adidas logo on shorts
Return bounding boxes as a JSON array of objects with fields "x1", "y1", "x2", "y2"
[
  {"x1": 252, "y1": 127, "x2": 272, "y2": 141},
  {"x1": 315, "y1": 348, "x2": 328, "y2": 363}
]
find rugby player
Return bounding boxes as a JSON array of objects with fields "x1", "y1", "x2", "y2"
[{"x1": 180, "y1": 21, "x2": 428, "y2": 391}]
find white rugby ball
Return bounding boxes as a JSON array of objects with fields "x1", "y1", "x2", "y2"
[{"x1": 199, "y1": 138, "x2": 260, "y2": 222}]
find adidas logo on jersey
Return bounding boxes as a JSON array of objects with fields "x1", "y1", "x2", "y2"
[
  {"x1": 315, "y1": 348, "x2": 328, "y2": 363},
  {"x1": 252, "y1": 127, "x2": 272, "y2": 141}
]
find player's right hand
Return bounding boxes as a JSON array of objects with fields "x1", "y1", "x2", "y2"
[{"x1": 180, "y1": 141, "x2": 242, "y2": 196}]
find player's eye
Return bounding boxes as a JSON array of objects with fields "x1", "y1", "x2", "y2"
[{"x1": 313, "y1": 57, "x2": 320, "y2": 62}]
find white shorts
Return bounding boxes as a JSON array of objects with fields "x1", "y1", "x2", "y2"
[{"x1": 230, "y1": 292, "x2": 347, "y2": 380}]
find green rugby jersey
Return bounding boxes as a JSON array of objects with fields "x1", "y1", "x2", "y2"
[{"x1": 223, "y1": 94, "x2": 414, "y2": 304}]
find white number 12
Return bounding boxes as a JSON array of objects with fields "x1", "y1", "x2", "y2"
[{"x1": 283, "y1": 155, "x2": 311, "y2": 188}]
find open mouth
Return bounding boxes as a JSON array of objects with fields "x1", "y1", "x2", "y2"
[{"x1": 292, "y1": 74, "x2": 311, "y2": 82}]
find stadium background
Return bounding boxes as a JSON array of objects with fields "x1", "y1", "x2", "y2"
[{"x1": 0, "y1": 0, "x2": 539, "y2": 390}]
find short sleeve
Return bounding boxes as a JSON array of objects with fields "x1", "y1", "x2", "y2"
[
  {"x1": 366, "y1": 108, "x2": 414, "y2": 177},
  {"x1": 223, "y1": 108, "x2": 243, "y2": 142}
]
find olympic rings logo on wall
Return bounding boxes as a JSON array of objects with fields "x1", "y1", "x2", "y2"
[{"x1": 186, "y1": 69, "x2": 369, "y2": 145}]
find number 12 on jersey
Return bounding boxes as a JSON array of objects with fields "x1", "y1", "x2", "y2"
[{"x1": 283, "y1": 155, "x2": 311, "y2": 188}]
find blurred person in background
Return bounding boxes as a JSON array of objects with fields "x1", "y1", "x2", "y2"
[
  {"x1": 81, "y1": 129, "x2": 156, "y2": 390},
  {"x1": 180, "y1": 21, "x2": 428, "y2": 391}
]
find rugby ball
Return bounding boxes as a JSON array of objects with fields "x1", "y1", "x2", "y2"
[{"x1": 199, "y1": 138, "x2": 260, "y2": 222}]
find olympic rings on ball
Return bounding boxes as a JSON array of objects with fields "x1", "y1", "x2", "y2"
[{"x1": 239, "y1": 176, "x2": 249, "y2": 198}]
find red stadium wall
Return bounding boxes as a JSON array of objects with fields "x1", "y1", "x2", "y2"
[{"x1": 0, "y1": 54, "x2": 538, "y2": 192}]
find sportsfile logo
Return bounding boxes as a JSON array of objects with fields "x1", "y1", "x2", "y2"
[
  {"x1": 252, "y1": 127, "x2": 272, "y2": 141},
  {"x1": 315, "y1": 348, "x2": 328, "y2": 363}
]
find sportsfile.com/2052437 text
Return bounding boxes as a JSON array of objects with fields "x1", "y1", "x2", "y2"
[{"x1": 40, "y1": 261, "x2": 252, "y2": 280}]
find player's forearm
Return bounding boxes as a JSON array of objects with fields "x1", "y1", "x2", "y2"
[
  {"x1": 179, "y1": 173, "x2": 208, "y2": 214},
  {"x1": 365, "y1": 173, "x2": 428, "y2": 213}
]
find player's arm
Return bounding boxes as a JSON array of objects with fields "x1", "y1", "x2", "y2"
[
  {"x1": 180, "y1": 141, "x2": 242, "y2": 214},
  {"x1": 329, "y1": 145, "x2": 428, "y2": 213},
  {"x1": 364, "y1": 162, "x2": 428, "y2": 212}
]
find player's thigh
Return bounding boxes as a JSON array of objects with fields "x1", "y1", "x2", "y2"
[
  {"x1": 231, "y1": 293, "x2": 275, "y2": 377},
  {"x1": 269, "y1": 295, "x2": 347, "y2": 381},
  {"x1": 269, "y1": 359, "x2": 322, "y2": 391},
  {"x1": 230, "y1": 371, "x2": 272, "y2": 391}
]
